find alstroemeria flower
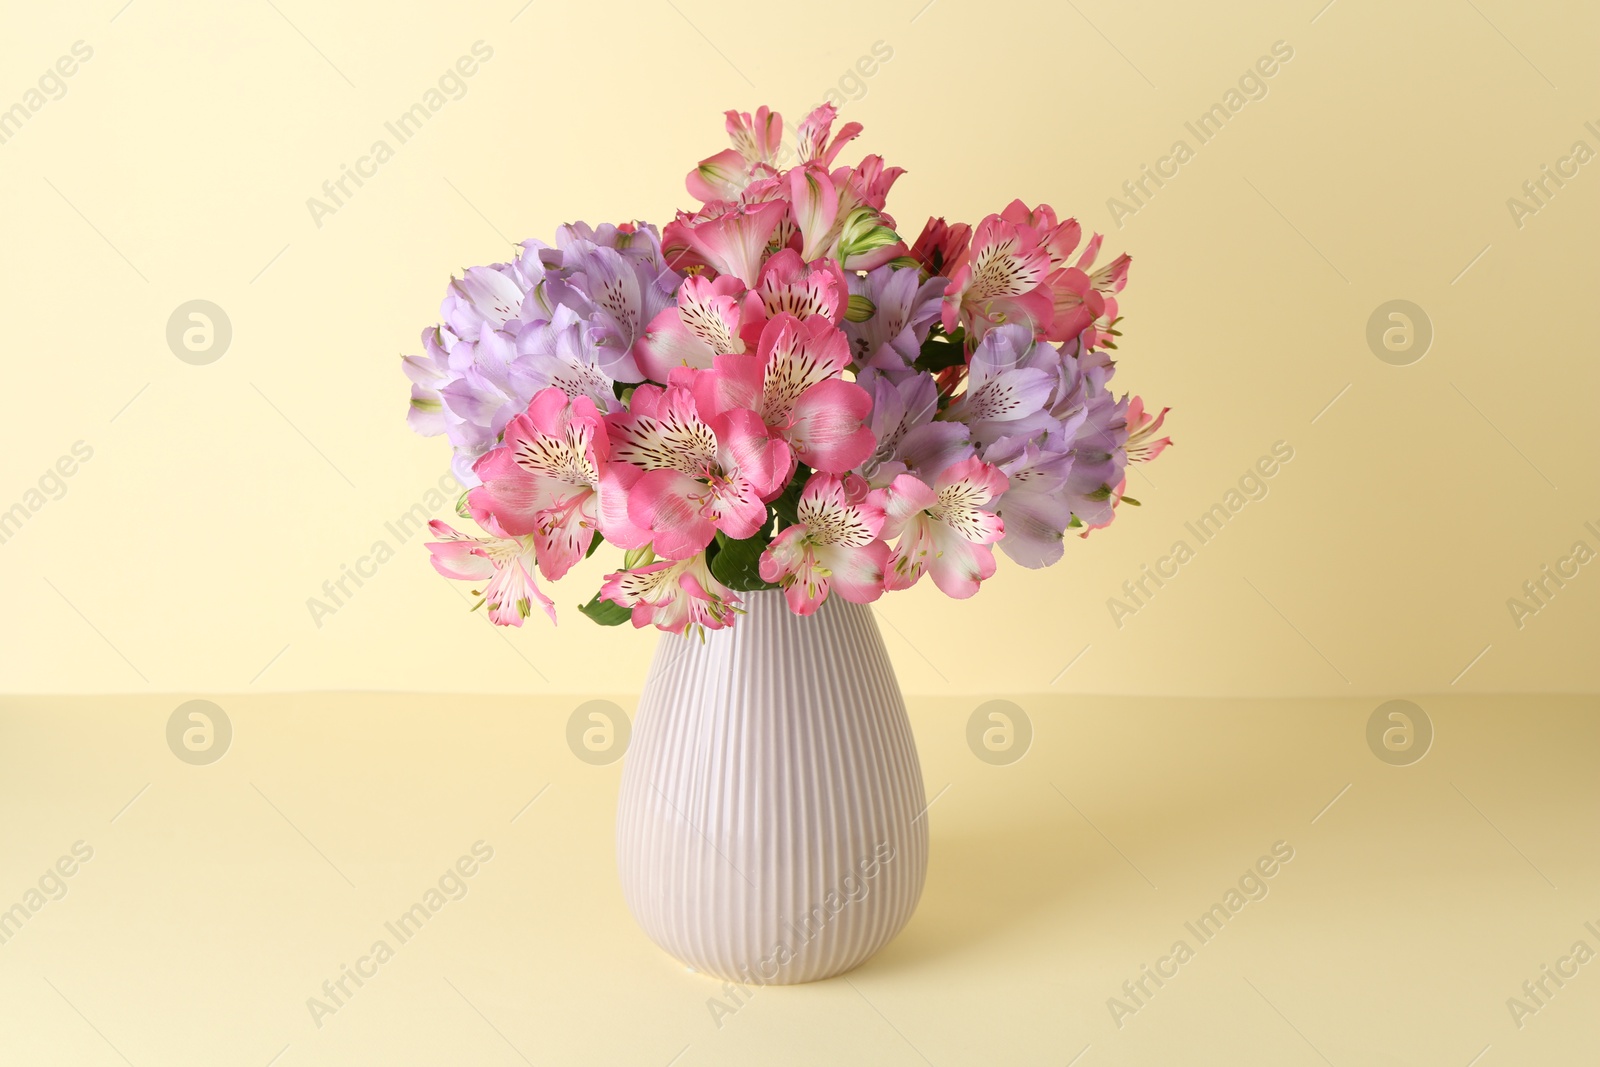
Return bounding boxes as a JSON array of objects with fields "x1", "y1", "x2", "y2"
[
  {"x1": 844, "y1": 264, "x2": 947, "y2": 370},
  {"x1": 406, "y1": 221, "x2": 683, "y2": 486},
  {"x1": 1061, "y1": 390, "x2": 1130, "y2": 531},
  {"x1": 686, "y1": 106, "x2": 785, "y2": 203},
  {"x1": 601, "y1": 553, "x2": 740, "y2": 635},
  {"x1": 985, "y1": 437, "x2": 1076, "y2": 568},
  {"x1": 754, "y1": 249, "x2": 847, "y2": 322},
  {"x1": 443, "y1": 264, "x2": 528, "y2": 338},
  {"x1": 941, "y1": 214, "x2": 1055, "y2": 342},
  {"x1": 1000, "y1": 200, "x2": 1083, "y2": 268},
  {"x1": 517, "y1": 305, "x2": 621, "y2": 414},
  {"x1": 467, "y1": 388, "x2": 614, "y2": 581},
  {"x1": 699, "y1": 313, "x2": 876, "y2": 477},
  {"x1": 663, "y1": 197, "x2": 788, "y2": 286},
  {"x1": 788, "y1": 164, "x2": 840, "y2": 262},
  {"x1": 1044, "y1": 233, "x2": 1131, "y2": 347},
  {"x1": 794, "y1": 102, "x2": 863, "y2": 167},
  {"x1": 942, "y1": 324, "x2": 1057, "y2": 446},
  {"x1": 608, "y1": 380, "x2": 785, "y2": 559},
  {"x1": 435, "y1": 325, "x2": 543, "y2": 485},
  {"x1": 842, "y1": 155, "x2": 906, "y2": 213},
  {"x1": 881, "y1": 457, "x2": 1009, "y2": 598},
  {"x1": 759, "y1": 473, "x2": 890, "y2": 615},
  {"x1": 856, "y1": 367, "x2": 972, "y2": 488},
  {"x1": 633, "y1": 274, "x2": 759, "y2": 382},
  {"x1": 426, "y1": 519, "x2": 556, "y2": 627},
  {"x1": 910, "y1": 217, "x2": 972, "y2": 278},
  {"x1": 1075, "y1": 393, "x2": 1171, "y2": 540},
  {"x1": 1125, "y1": 397, "x2": 1171, "y2": 463}
]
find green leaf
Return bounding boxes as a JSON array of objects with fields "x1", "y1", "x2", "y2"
[
  {"x1": 914, "y1": 328, "x2": 967, "y2": 373},
  {"x1": 770, "y1": 469, "x2": 808, "y2": 531},
  {"x1": 577, "y1": 592, "x2": 631, "y2": 626},
  {"x1": 584, "y1": 533, "x2": 603, "y2": 559},
  {"x1": 709, "y1": 529, "x2": 778, "y2": 592}
]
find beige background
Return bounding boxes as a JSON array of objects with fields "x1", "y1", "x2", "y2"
[
  {"x1": 3, "y1": 0, "x2": 1597, "y2": 696},
  {"x1": 4, "y1": 2, "x2": 1600, "y2": 1063},
  {"x1": 2, "y1": 693, "x2": 1597, "y2": 1066}
]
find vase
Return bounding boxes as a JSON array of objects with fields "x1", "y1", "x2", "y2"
[{"x1": 615, "y1": 589, "x2": 929, "y2": 984}]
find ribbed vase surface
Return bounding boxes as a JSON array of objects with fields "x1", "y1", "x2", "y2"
[{"x1": 616, "y1": 590, "x2": 928, "y2": 984}]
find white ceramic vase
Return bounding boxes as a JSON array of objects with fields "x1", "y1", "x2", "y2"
[{"x1": 616, "y1": 590, "x2": 928, "y2": 984}]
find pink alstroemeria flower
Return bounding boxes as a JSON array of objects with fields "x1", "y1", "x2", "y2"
[
  {"x1": 686, "y1": 106, "x2": 785, "y2": 203},
  {"x1": 699, "y1": 313, "x2": 876, "y2": 477},
  {"x1": 466, "y1": 388, "x2": 615, "y2": 581},
  {"x1": 1043, "y1": 231, "x2": 1131, "y2": 347},
  {"x1": 910, "y1": 217, "x2": 972, "y2": 278},
  {"x1": 795, "y1": 102, "x2": 864, "y2": 168},
  {"x1": 1000, "y1": 200, "x2": 1083, "y2": 268},
  {"x1": 633, "y1": 274, "x2": 761, "y2": 382},
  {"x1": 941, "y1": 214, "x2": 1056, "y2": 342},
  {"x1": 1124, "y1": 396, "x2": 1172, "y2": 463},
  {"x1": 663, "y1": 197, "x2": 788, "y2": 287},
  {"x1": 608, "y1": 379, "x2": 785, "y2": 559},
  {"x1": 759, "y1": 473, "x2": 891, "y2": 615},
  {"x1": 426, "y1": 519, "x2": 557, "y2": 627},
  {"x1": 881, "y1": 457, "x2": 1009, "y2": 598},
  {"x1": 600, "y1": 553, "x2": 741, "y2": 636},
  {"x1": 754, "y1": 249, "x2": 847, "y2": 322}
]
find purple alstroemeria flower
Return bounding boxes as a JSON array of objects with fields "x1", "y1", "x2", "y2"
[{"x1": 843, "y1": 263, "x2": 946, "y2": 371}]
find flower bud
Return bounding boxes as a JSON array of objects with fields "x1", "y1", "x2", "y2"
[{"x1": 844, "y1": 294, "x2": 876, "y2": 323}]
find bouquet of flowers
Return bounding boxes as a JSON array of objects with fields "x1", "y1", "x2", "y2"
[{"x1": 403, "y1": 104, "x2": 1170, "y2": 635}]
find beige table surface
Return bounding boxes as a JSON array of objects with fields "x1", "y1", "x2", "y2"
[{"x1": 1, "y1": 693, "x2": 1595, "y2": 1066}]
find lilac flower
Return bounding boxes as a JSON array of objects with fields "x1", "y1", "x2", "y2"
[
  {"x1": 941, "y1": 324, "x2": 1056, "y2": 447},
  {"x1": 843, "y1": 264, "x2": 945, "y2": 370},
  {"x1": 516, "y1": 306, "x2": 622, "y2": 415},
  {"x1": 985, "y1": 437, "x2": 1076, "y2": 568},
  {"x1": 855, "y1": 367, "x2": 971, "y2": 488},
  {"x1": 403, "y1": 222, "x2": 683, "y2": 485}
]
